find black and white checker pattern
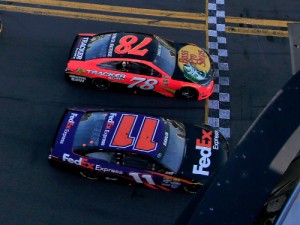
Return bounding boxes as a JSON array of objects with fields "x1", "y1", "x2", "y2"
[{"x1": 207, "y1": 0, "x2": 230, "y2": 140}]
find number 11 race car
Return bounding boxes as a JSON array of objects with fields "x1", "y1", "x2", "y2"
[
  {"x1": 49, "y1": 108, "x2": 229, "y2": 193},
  {"x1": 65, "y1": 31, "x2": 215, "y2": 100}
]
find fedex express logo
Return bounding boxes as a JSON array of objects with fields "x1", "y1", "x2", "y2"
[
  {"x1": 192, "y1": 130, "x2": 220, "y2": 176},
  {"x1": 62, "y1": 153, "x2": 123, "y2": 174},
  {"x1": 100, "y1": 113, "x2": 117, "y2": 146},
  {"x1": 59, "y1": 113, "x2": 78, "y2": 144}
]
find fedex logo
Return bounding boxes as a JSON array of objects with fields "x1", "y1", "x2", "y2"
[
  {"x1": 106, "y1": 113, "x2": 117, "y2": 129},
  {"x1": 59, "y1": 113, "x2": 78, "y2": 144},
  {"x1": 66, "y1": 113, "x2": 78, "y2": 129},
  {"x1": 192, "y1": 130, "x2": 212, "y2": 176},
  {"x1": 62, "y1": 153, "x2": 95, "y2": 169}
]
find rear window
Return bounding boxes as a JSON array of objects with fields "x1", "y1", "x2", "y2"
[{"x1": 85, "y1": 34, "x2": 113, "y2": 60}]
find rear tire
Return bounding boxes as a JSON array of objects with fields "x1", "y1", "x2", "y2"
[
  {"x1": 80, "y1": 170, "x2": 98, "y2": 180},
  {"x1": 176, "y1": 87, "x2": 198, "y2": 99},
  {"x1": 92, "y1": 79, "x2": 110, "y2": 91},
  {"x1": 184, "y1": 183, "x2": 202, "y2": 194}
]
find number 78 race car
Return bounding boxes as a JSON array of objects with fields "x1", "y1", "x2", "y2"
[
  {"x1": 65, "y1": 31, "x2": 215, "y2": 100},
  {"x1": 49, "y1": 108, "x2": 229, "y2": 193}
]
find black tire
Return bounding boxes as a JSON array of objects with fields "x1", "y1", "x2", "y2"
[
  {"x1": 80, "y1": 170, "x2": 99, "y2": 180},
  {"x1": 184, "y1": 183, "x2": 202, "y2": 194},
  {"x1": 176, "y1": 87, "x2": 198, "y2": 99},
  {"x1": 92, "y1": 79, "x2": 110, "y2": 91},
  {"x1": 65, "y1": 73, "x2": 71, "y2": 82}
]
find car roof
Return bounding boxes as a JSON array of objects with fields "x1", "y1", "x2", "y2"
[{"x1": 87, "y1": 32, "x2": 159, "y2": 62}]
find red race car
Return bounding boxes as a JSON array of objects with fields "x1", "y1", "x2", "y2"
[{"x1": 65, "y1": 32, "x2": 215, "y2": 100}]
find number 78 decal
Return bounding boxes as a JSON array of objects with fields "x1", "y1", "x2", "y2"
[
  {"x1": 128, "y1": 77, "x2": 158, "y2": 90},
  {"x1": 110, "y1": 114, "x2": 160, "y2": 152}
]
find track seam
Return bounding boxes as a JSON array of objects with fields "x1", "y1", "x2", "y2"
[{"x1": 207, "y1": 0, "x2": 231, "y2": 140}]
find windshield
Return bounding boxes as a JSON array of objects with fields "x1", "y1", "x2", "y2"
[
  {"x1": 159, "y1": 119, "x2": 186, "y2": 173},
  {"x1": 153, "y1": 36, "x2": 176, "y2": 75},
  {"x1": 73, "y1": 112, "x2": 107, "y2": 148}
]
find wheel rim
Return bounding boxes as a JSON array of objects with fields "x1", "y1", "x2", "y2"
[
  {"x1": 93, "y1": 79, "x2": 109, "y2": 91},
  {"x1": 179, "y1": 87, "x2": 196, "y2": 99}
]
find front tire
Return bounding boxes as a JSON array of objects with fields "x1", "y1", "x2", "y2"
[
  {"x1": 92, "y1": 79, "x2": 110, "y2": 91},
  {"x1": 176, "y1": 87, "x2": 198, "y2": 99}
]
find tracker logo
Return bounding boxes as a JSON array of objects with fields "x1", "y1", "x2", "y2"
[
  {"x1": 192, "y1": 130, "x2": 212, "y2": 176},
  {"x1": 75, "y1": 37, "x2": 89, "y2": 60},
  {"x1": 62, "y1": 154, "x2": 95, "y2": 169}
]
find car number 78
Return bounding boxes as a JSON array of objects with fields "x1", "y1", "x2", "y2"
[{"x1": 128, "y1": 77, "x2": 158, "y2": 90}]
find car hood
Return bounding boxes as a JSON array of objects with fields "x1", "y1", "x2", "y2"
[
  {"x1": 172, "y1": 43, "x2": 215, "y2": 85},
  {"x1": 178, "y1": 124, "x2": 229, "y2": 184}
]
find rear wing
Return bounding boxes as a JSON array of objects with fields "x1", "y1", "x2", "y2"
[{"x1": 68, "y1": 34, "x2": 94, "y2": 60}]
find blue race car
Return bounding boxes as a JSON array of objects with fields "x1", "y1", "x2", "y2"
[{"x1": 49, "y1": 108, "x2": 229, "y2": 193}]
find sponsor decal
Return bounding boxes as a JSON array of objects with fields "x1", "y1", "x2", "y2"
[
  {"x1": 163, "y1": 132, "x2": 169, "y2": 146},
  {"x1": 95, "y1": 165, "x2": 123, "y2": 175},
  {"x1": 76, "y1": 68, "x2": 86, "y2": 75},
  {"x1": 59, "y1": 113, "x2": 78, "y2": 144},
  {"x1": 162, "y1": 79, "x2": 169, "y2": 86},
  {"x1": 87, "y1": 70, "x2": 126, "y2": 80},
  {"x1": 107, "y1": 33, "x2": 117, "y2": 57},
  {"x1": 70, "y1": 75, "x2": 86, "y2": 83},
  {"x1": 157, "y1": 45, "x2": 162, "y2": 56},
  {"x1": 100, "y1": 113, "x2": 117, "y2": 146},
  {"x1": 192, "y1": 129, "x2": 213, "y2": 176},
  {"x1": 213, "y1": 130, "x2": 220, "y2": 150},
  {"x1": 162, "y1": 177, "x2": 181, "y2": 188},
  {"x1": 63, "y1": 153, "x2": 94, "y2": 169},
  {"x1": 73, "y1": 37, "x2": 89, "y2": 60},
  {"x1": 178, "y1": 45, "x2": 211, "y2": 83},
  {"x1": 62, "y1": 153, "x2": 123, "y2": 174}
]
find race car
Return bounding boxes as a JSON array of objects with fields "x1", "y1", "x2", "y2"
[
  {"x1": 65, "y1": 31, "x2": 215, "y2": 100},
  {"x1": 49, "y1": 108, "x2": 229, "y2": 193}
]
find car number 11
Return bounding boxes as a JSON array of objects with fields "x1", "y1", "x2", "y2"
[{"x1": 128, "y1": 77, "x2": 158, "y2": 90}]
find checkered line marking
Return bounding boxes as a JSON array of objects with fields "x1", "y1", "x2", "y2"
[{"x1": 207, "y1": 0, "x2": 230, "y2": 140}]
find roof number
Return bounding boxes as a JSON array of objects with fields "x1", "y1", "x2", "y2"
[{"x1": 114, "y1": 35, "x2": 152, "y2": 56}]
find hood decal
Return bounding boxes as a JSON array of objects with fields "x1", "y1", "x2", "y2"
[
  {"x1": 99, "y1": 113, "x2": 164, "y2": 154},
  {"x1": 178, "y1": 45, "x2": 211, "y2": 83}
]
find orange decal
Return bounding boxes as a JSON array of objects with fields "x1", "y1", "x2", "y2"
[
  {"x1": 135, "y1": 118, "x2": 159, "y2": 151},
  {"x1": 111, "y1": 114, "x2": 136, "y2": 147}
]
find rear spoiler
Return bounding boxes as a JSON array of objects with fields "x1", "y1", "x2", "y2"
[{"x1": 68, "y1": 34, "x2": 94, "y2": 60}]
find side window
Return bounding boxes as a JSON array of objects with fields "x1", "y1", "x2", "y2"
[
  {"x1": 122, "y1": 153, "x2": 152, "y2": 170},
  {"x1": 97, "y1": 61, "x2": 126, "y2": 72},
  {"x1": 120, "y1": 153, "x2": 166, "y2": 173},
  {"x1": 138, "y1": 63, "x2": 161, "y2": 77},
  {"x1": 73, "y1": 149, "x2": 115, "y2": 163},
  {"x1": 101, "y1": 61, "x2": 161, "y2": 77},
  {"x1": 85, "y1": 151, "x2": 114, "y2": 162}
]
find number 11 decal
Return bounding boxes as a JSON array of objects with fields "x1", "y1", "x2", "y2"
[{"x1": 110, "y1": 114, "x2": 160, "y2": 152}]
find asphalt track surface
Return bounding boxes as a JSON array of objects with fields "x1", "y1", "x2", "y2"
[{"x1": 0, "y1": 1, "x2": 298, "y2": 225}]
